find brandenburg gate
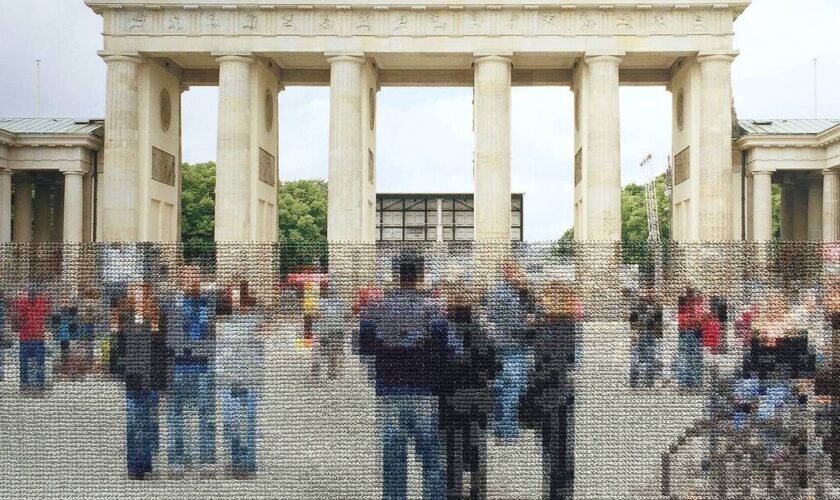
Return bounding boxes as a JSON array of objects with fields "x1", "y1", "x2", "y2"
[{"x1": 86, "y1": 0, "x2": 748, "y2": 242}]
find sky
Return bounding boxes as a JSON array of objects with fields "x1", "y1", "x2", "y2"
[{"x1": 0, "y1": 0, "x2": 838, "y2": 240}]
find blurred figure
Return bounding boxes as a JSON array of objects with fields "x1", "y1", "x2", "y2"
[
  {"x1": 819, "y1": 281, "x2": 840, "y2": 478},
  {"x1": 676, "y1": 288, "x2": 706, "y2": 389},
  {"x1": 164, "y1": 265, "x2": 218, "y2": 476},
  {"x1": 13, "y1": 285, "x2": 52, "y2": 392},
  {"x1": 482, "y1": 260, "x2": 536, "y2": 442},
  {"x1": 114, "y1": 283, "x2": 167, "y2": 480},
  {"x1": 629, "y1": 283, "x2": 664, "y2": 388},
  {"x1": 360, "y1": 251, "x2": 454, "y2": 500},
  {"x1": 301, "y1": 266, "x2": 322, "y2": 349},
  {"x1": 52, "y1": 298, "x2": 79, "y2": 379},
  {"x1": 311, "y1": 282, "x2": 350, "y2": 381},
  {"x1": 439, "y1": 271, "x2": 496, "y2": 499},
  {"x1": 738, "y1": 292, "x2": 816, "y2": 493},
  {"x1": 216, "y1": 280, "x2": 266, "y2": 479},
  {"x1": 521, "y1": 282, "x2": 579, "y2": 499},
  {"x1": 0, "y1": 291, "x2": 6, "y2": 381}
]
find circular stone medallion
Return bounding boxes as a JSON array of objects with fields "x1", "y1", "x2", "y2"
[
  {"x1": 265, "y1": 90, "x2": 274, "y2": 132},
  {"x1": 676, "y1": 89, "x2": 685, "y2": 131},
  {"x1": 160, "y1": 89, "x2": 172, "y2": 132}
]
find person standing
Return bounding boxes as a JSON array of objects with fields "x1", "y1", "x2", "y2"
[
  {"x1": 482, "y1": 261, "x2": 536, "y2": 442},
  {"x1": 164, "y1": 265, "x2": 218, "y2": 477},
  {"x1": 676, "y1": 288, "x2": 706, "y2": 389},
  {"x1": 13, "y1": 286, "x2": 52, "y2": 392},
  {"x1": 311, "y1": 282, "x2": 350, "y2": 381},
  {"x1": 439, "y1": 273, "x2": 497, "y2": 499},
  {"x1": 115, "y1": 283, "x2": 167, "y2": 480},
  {"x1": 216, "y1": 280, "x2": 266, "y2": 479},
  {"x1": 360, "y1": 251, "x2": 454, "y2": 500},
  {"x1": 521, "y1": 282, "x2": 579, "y2": 499},
  {"x1": 629, "y1": 285, "x2": 664, "y2": 388}
]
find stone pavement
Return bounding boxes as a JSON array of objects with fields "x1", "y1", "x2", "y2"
[{"x1": 0, "y1": 317, "x2": 542, "y2": 499}]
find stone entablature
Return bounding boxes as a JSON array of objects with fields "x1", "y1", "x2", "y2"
[{"x1": 89, "y1": 2, "x2": 745, "y2": 39}]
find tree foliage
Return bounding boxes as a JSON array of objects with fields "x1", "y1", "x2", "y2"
[
  {"x1": 179, "y1": 163, "x2": 329, "y2": 271},
  {"x1": 277, "y1": 179, "x2": 328, "y2": 273},
  {"x1": 180, "y1": 161, "x2": 217, "y2": 265}
]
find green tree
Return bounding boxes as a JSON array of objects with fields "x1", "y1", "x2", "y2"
[
  {"x1": 180, "y1": 161, "x2": 217, "y2": 265},
  {"x1": 277, "y1": 179, "x2": 328, "y2": 273}
]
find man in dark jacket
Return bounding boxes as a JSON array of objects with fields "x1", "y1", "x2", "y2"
[
  {"x1": 520, "y1": 282, "x2": 579, "y2": 499},
  {"x1": 360, "y1": 251, "x2": 456, "y2": 500},
  {"x1": 440, "y1": 276, "x2": 497, "y2": 499}
]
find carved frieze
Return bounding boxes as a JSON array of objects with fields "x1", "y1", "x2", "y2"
[
  {"x1": 259, "y1": 148, "x2": 276, "y2": 187},
  {"x1": 674, "y1": 147, "x2": 690, "y2": 186},
  {"x1": 152, "y1": 147, "x2": 176, "y2": 186},
  {"x1": 108, "y1": 5, "x2": 732, "y2": 38}
]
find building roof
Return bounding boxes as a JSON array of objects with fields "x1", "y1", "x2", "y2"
[
  {"x1": 0, "y1": 118, "x2": 104, "y2": 137},
  {"x1": 737, "y1": 119, "x2": 840, "y2": 136}
]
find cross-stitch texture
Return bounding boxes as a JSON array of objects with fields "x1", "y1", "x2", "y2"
[{"x1": 1, "y1": 242, "x2": 839, "y2": 498}]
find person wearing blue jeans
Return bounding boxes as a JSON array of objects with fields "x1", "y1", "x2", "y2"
[
  {"x1": 167, "y1": 362, "x2": 217, "y2": 472},
  {"x1": 483, "y1": 262, "x2": 536, "y2": 441},
  {"x1": 19, "y1": 340, "x2": 46, "y2": 390},
  {"x1": 216, "y1": 281, "x2": 265, "y2": 478},
  {"x1": 493, "y1": 345, "x2": 530, "y2": 440},
  {"x1": 115, "y1": 283, "x2": 168, "y2": 480},
  {"x1": 164, "y1": 265, "x2": 218, "y2": 475},
  {"x1": 126, "y1": 388, "x2": 160, "y2": 479},
  {"x1": 360, "y1": 251, "x2": 455, "y2": 500},
  {"x1": 222, "y1": 386, "x2": 259, "y2": 476},
  {"x1": 676, "y1": 329, "x2": 703, "y2": 388},
  {"x1": 378, "y1": 395, "x2": 445, "y2": 499}
]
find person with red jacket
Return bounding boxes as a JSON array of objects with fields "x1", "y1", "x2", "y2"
[{"x1": 13, "y1": 286, "x2": 52, "y2": 392}]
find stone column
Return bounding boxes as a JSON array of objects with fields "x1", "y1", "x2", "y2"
[
  {"x1": 327, "y1": 54, "x2": 366, "y2": 241},
  {"x1": 780, "y1": 179, "x2": 795, "y2": 241},
  {"x1": 793, "y1": 185, "x2": 809, "y2": 241},
  {"x1": 473, "y1": 55, "x2": 512, "y2": 240},
  {"x1": 584, "y1": 55, "x2": 622, "y2": 240},
  {"x1": 751, "y1": 171, "x2": 773, "y2": 241},
  {"x1": 0, "y1": 170, "x2": 11, "y2": 243},
  {"x1": 824, "y1": 170, "x2": 840, "y2": 241},
  {"x1": 33, "y1": 182, "x2": 52, "y2": 242},
  {"x1": 215, "y1": 55, "x2": 253, "y2": 241},
  {"x1": 807, "y1": 177, "x2": 823, "y2": 241},
  {"x1": 13, "y1": 177, "x2": 32, "y2": 242},
  {"x1": 101, "y1": 55, "x2": 142, "y2": 240},
  {"x1": 62, "y1": 171, "x2": 85, "y2": 242},
  {"x1": 697, "y1": 52, "x2": 737, "y2": 240},
  {"x1": 52, "y1": 185, "x2": 64, "y2": 242}
]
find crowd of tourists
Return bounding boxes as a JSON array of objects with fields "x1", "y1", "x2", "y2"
[{"x1": 3, "y1": 245, "x2": 840, "y2": 498}]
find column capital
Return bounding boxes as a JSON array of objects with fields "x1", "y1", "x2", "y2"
[
  {"x1": 99, "y1": 52, "x2": 143, "y2": 65},
  {"x1": 824, "y1": 168, "x2": 840, "y2": 177},
  {"x1": 473, "y1": 54, "x2": 513, "y2": 65},
  {"x1": 751, "y1": 169, "x2": 774, "y2": 177},
  {"x1": 325, "y1": 53, "x2": 366, "y2": 65},
  {"x1": 0, "y1": 169, "x2": 12, "y2": 177},
  {"x1": 215, "y1": 54, "x2": 254, "y2": 65},
  {"x1": 697, "y1": 50, "x2": 739, "y2": 64},
  {"x1": 584, "y1": 53, "x2": 624, "y2": 65},
  {"x1": 61, "y1": 170, "x2": 86, "y2": 177}
]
